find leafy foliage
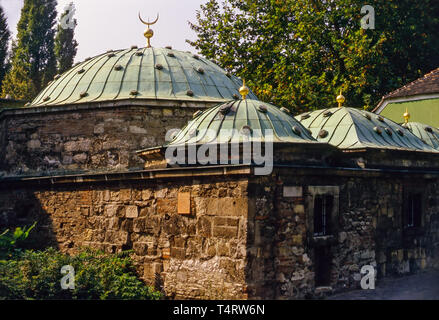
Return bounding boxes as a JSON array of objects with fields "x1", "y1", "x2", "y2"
[
  {"x1": 0, "y1": 222, "x2": 36, "y2": 259},
  {"x1": 0, "y1": 4, "x2": 10, "y2": 94},
  {"x1": 0, "y1": 247, "x2": 162, "y2": 300},
  {"x1": 1, "y1": 0, "x2": 58, "y2": 101},
  {"x1": 188, "y1": 0, "x2": 439, "y2": 113},
  {"x1": 54, "y1": 2, "x2": 78, "y2": 75}
]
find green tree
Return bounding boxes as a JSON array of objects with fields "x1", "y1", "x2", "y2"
[
  {"x1": 54, "y1": 2, "x2": 78, "y2": 75},
  {"x1": 0, "y1": 4, "x2": 10, "y2": 94},
  {"x1": 189, "y1": 0, "x2": 439, "y2": 113},
  {"x1": 1, "y1": 0, "x2": 58, "y2": 101}
]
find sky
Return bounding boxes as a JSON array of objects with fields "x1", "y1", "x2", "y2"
[{"x1": 0, "y1": 0, "x2": 206, "y2": 62}]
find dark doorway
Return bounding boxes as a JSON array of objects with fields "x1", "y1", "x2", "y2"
[{"x1": 315, "y1": 246, "x2": 332, "y2": 286}]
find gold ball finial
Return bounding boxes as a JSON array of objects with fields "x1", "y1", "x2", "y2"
[
  {"x1": 403, "y1": 107, "x2": 410, "y2": 124},
  {"x1": 336, "y1": 89, "x2": 345, "y2": 108},
  {"x1": 239, "y1": 79, "x2": 250, "y2": 100}
]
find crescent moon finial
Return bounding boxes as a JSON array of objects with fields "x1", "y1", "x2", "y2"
[{"x1": 138, "y1": 12, "x2": 159, "y2": 26}]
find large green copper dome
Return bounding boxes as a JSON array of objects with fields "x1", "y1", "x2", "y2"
[
  {"x1": 168, "y1": 99, "x2": 318, "y2": 145},
  {"x1": 296, "y1": 107, "x2": 437, "y2": 152},
  {"x1": 29, "y1": 47, "x2": 257, "y2": 107}
]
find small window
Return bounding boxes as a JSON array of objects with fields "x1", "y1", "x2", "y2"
[
  {"x1": 407, "y1": 193, "x2": 422, "y2": 228},
  {"x1": 313, "y1": 195, "x2": 333, "y2": 236}
]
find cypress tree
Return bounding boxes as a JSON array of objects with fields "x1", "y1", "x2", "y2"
[
  {"x1": 55, "y1": 2, "x2": 78, "y2": 75},
  {"x1": 0, "y1": 5, "x2": 10, "y2": 94},
  {"x1": 1, "y1": 0, "x2": 58, "y2": 101}
]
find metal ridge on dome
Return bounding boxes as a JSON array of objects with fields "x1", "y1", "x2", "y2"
[
  {"x1": 296, "y1": 107, "x2": 438, "y2": 153},
  {"x1": 29, "y1": 47, "x2": 258, "y2": 107},
  {"x1": 167, "y1": 99, "x2": 318, "y2": 146}
]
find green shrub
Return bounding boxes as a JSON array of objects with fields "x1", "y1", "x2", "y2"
[
  {"x1": 0, "y1": 223, "x2": 36, "y2": 259},
  {"x1": 0, "y1": 247, "x2": 162, "y2": 300}
]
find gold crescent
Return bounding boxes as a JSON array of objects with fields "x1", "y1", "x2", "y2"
[{"x1": 138, "y1": 12, "x2": 159, "y2": 26}]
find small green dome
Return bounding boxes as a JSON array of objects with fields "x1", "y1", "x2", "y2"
[
  {"x1": 30, "y1": 47, "x2": 257, "y2": 107},
  {"x1": 403, "y1": 122, "x2": 439, "y2": 150},
  {"x1": 296, "y1": 107, "x2": 437, "y2": 152},
  {"x1": 168, "y1": 99, "x2": 317, "y2": 145}
]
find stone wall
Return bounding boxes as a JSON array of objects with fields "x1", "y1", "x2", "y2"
[
  {"x1": 0, "y1": 170, "x2": 250, "y2": 300},
  {"x1": 0, "y1": 166, "x2": 438, "y2": 299},
  {"x1": 0, "y1": 102, "x2": 206, "y2": 177},
  {"x1": 247, "y1": 168, "x2": 439, "y2": 299}
]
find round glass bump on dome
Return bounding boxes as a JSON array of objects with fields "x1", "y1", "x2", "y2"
[
  {"x1": 219, "y1": 104, "x2": 232, "y2": 115},
  {"x1": 77, "y1": 69, "x2": 85, "y2": 74},
  {"x1": 131, "y1": 45, "x2": 138, "y2": 49},
  {"x1": 130, "y1": 90, "x2": 139, "y2": 96},
  {"x1": 280, "y1": 107, "x2": 290, "y2": 114},
  {"x1": 135, "y1": 51, "x2": 143, "y2": 56},
  {"x1": 196, "y1": 67, "x2": 205, "y2": 74},
  {"x1": 301, "y1": 113, "x2": 310, "y2": 120},
  {"x1": 114, "y1": 65, "x2": 123, "y2": 71},
  {"x1": 79, "y1": 92, "x2": 88, "y2": 98},
  {"x1": 319, "y1": 129, "x2": 329, "y2": 138},
  {"x1": 425, "y1": 126, "x2": 433, "y2": 133},
  {"x1": 187, "y1": 90, "x2": 194, "y2": 97},
  {"x1": 258, "y1": 105, "x2": 268, "y2": 113},
  {"x1": 363, "y1": 113, "x2": 371, "y2": 120},
  {"x1": 323, "y1": 110, "x2": 332, "y2": 117},
  {"x1": 241, "y1": 125, "x2": 252, "y2": 136},
  {"x1": 396, "y1": 128, "x2": 404, "y2": 136},
  {"x1": 385, "y1": 127, "x2": 392, "y2": 136},
  {"x1": 192, "y1": 54, "x2": 200, "y2": 60},
  {"x1": 165, "y1": 46, "x2": 172, "y2": 50},
  {"x1": 107, "y1": 53, "x2": 116, "y2": 58},
  {"x1": 188, "y1": 128, "x2": 198, "y2": 138},
  {"x1": 167, "y1": 52, "x2": 175, "y2": 57},
  {"x1": 292, "y1": 126, "x2": 302, "y2": 136},
  {"x1": 43, "y1": 96, "x2": 50, "y2": 102},
  {"x1": 376, "y1": 115, "x2": 385, "y2": 122},
  {"x1": 374, "y1": 126, "x2": 382, "y2": 134},
  {"x1": 155, "y1": 64, "x2": 163, "y2": 70}
]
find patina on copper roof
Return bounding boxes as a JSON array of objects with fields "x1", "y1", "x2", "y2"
[
  {"x1": 29, "y1": 47, "x2": 257, "y2": 107},
  {"x1": 296, "y1": 107, "x2": 438, "y2": 153},
  {"x1": 403, "y1": 122, "x2": 439, "y2": 150},
  {"x1": 167, "y1": 99, "x2": 318, "y2": 146}
]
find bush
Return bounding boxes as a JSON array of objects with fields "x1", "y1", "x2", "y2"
[
  {"x1": 0, "y1": 223, "x2": 36, "y2": 259},
  {"x1": 0, "y1": 247, "x2": 162, "y2": 300}
]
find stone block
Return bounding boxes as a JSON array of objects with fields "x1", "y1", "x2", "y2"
[
  {"x1": 213, "y1": 226, "x2": 238, "y2": 238},
  {"x1": 283, "y1": 186, "x2": 303, "y2": 197},
  {"x1": 157, "y1": 198, "x2": 177, "y2": 215},
  {"x1": 126, "y1": 206, "x2": 139, "y2": 218}
]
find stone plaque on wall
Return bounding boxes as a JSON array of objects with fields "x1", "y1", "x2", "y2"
[
  {"x1": 283, "y1": 186, "x2": 303, "y2": 198},
  {"x1": 178, "y1": 192, "x2": 191, "y2": 215}
]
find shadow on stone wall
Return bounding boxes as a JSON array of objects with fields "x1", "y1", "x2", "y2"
[{"x1": 0, "y1": 187, "x2": 59, "y2": 251}]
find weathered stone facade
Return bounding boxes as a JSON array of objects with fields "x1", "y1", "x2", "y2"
[
  {"x1": 1, "y1": 165, "x2": 438, "y2": 299},
  {"x1": 0, "y1": 100, "x2": 213, "y2": 177}
]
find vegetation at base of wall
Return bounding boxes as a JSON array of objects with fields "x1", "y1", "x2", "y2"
[
  {"x1": 0, "y1": 222, "x2": 36, "y2": 260},
  {"x1": 0, "y1": 224, "x2": 161, "y2": 300},
  {"x1": 0, "y1": 247, "x2": 162, "y2": 300}
]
